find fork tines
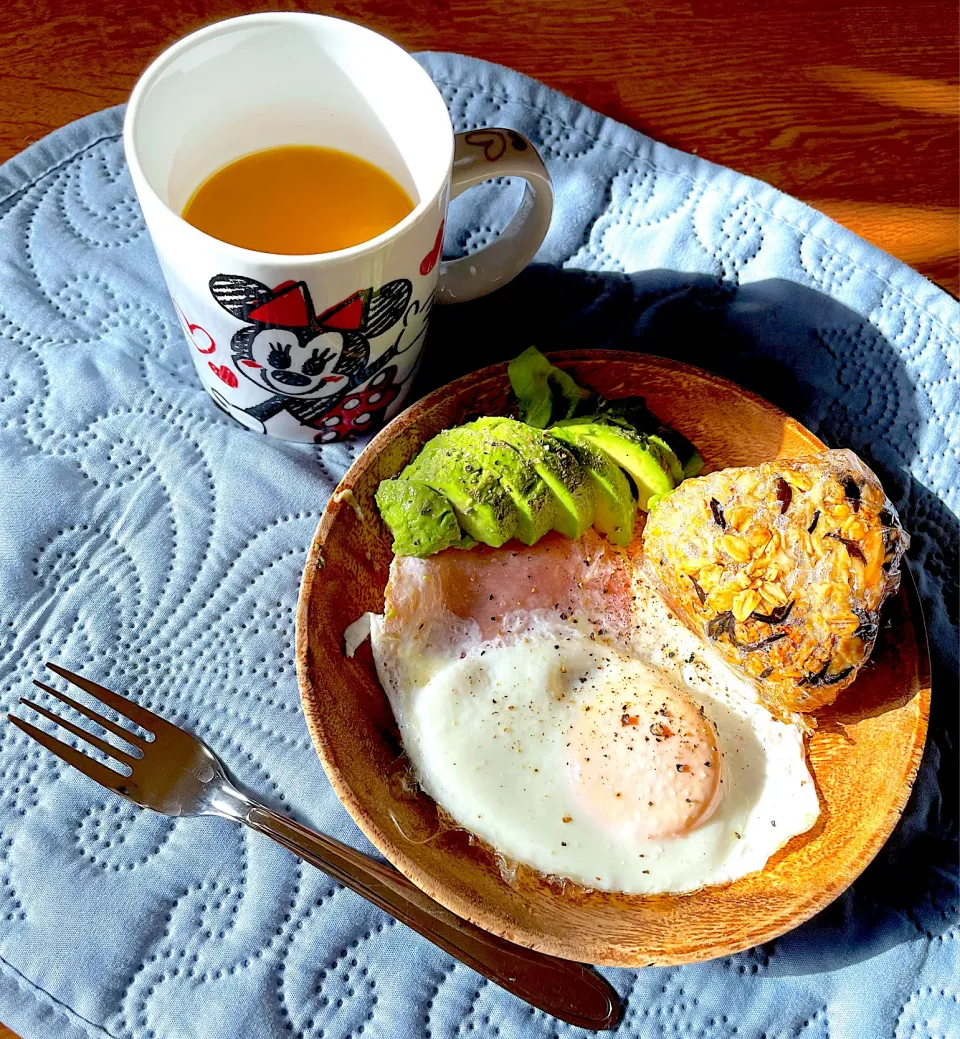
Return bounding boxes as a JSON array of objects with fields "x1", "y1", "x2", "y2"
[
  {"x1": 44, "y1": 662, "x2": 158, "y2": 734},
  {"x1": 7, "y1": 663, "x2": 152, "y2": 794}
]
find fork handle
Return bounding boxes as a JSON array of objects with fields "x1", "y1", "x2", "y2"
[{"x1": 230, "y1": 797, "x2": 618, "y2": 1030}]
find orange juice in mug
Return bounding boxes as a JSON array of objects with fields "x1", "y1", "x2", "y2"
[
  {"x1": 123, "y1": 13, "x2": 553, "y2": 443},
  {"x1": 182, "y1": 145, "x2": 416, "y2": 255}
]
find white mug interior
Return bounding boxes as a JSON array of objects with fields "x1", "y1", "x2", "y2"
[{"x1": 128, "y1": 13, "x2": 453, "y2": 242}]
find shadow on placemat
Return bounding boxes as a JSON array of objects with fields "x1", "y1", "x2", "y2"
[{"x1": 423, "y1": 266, "x2": 959, "y2": 975}]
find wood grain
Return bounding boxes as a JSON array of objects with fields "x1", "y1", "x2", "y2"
[
  {"x1": 0, "y1": 0, "x2": 956, "y2": 294},
  {"x1": 297, "y1": 351, "x2": 930, "y2": 966}
]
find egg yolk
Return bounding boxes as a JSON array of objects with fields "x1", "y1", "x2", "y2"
[{"x1": 565, "y1": 672, "x2": 723, "y2": 840}]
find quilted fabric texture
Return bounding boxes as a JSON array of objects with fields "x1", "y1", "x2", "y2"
[{"x1": 0, "y1": 51, "x2": 957, "y2": 1039}]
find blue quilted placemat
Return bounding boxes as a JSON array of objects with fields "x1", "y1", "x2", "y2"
[{"x1": 0, "y1": 51, "x2": 957, "y2": 1039}]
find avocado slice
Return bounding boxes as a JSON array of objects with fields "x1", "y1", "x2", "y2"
[
  {"x1": 602, "y1": 398, "x2": 703, "y2": 477},
  {"x1": 375, "y1": 479, "x2": 471, "y2": 557},
  {"x1": 558, "y1": 397, "x2": 704, "y2": 478},
  {"x1": 404, "y1": 431, "x2": 521, "y2": 548},
  {"x1": 550, "y1": 426, "x2": 637, "y2": 546},
  {"x1": 428, "y1": 425, "x2": 555, "y2": 546},
  {"x1": 648, "y1": 435, "x2": 684, "y2": 484},
  {"x1": 561, "y1": 423, "x2": 675, "y2": 510},
  {"x1": 471, "y1": 417, "x2": 595, "y2": 539},
  {"x1": 679, "y1": 450, "x2": 704, "y2": 478}
]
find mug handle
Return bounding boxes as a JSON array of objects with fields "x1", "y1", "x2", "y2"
[{"x1": 437, "y1": 128, "x2": 553, "y2": 304}]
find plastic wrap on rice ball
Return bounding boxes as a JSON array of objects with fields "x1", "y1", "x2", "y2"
[{"x1": 641, "y1": 449, "x2": 909, "y2": 714}]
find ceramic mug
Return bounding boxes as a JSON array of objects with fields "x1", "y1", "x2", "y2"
[{"x1": 124, "y1": 13, "x2": 553, "y2": 443}]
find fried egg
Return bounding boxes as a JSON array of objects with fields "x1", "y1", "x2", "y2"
[{"x1": 368, "y1": 531, "x2": 820, "y2": 895}]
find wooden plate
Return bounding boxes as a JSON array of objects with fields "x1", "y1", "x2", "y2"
[{"x1": 295, "y1": 350, "x2": 930, "y2": 967}]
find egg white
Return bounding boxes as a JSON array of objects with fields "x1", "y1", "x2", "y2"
[{"x1": 370, "y1": 574, "x2": 820, "y2": 895}]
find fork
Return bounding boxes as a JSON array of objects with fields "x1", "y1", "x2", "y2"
[{"x1": 9, "y1": 662, "x2": 620, "y2": 1030}]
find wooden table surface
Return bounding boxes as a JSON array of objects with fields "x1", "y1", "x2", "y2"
[
  {"x1": 1, "y1": 0, "x2": 957, "y2": 300},
  {"x1": 0, "y1": 0, "x2": 955, "y2": 1035}
]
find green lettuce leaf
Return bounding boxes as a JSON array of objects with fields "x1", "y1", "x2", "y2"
[{"x1": 508, "y1": 346, "x2": 594, "y2": 428}]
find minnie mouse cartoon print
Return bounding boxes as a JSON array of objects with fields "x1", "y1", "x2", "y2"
[{"x1": 208, "y1": 274, "x2": 415, "y2": 441}]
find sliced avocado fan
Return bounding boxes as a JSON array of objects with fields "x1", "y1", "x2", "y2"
[
  {"x1": 554, "y1": 422, "x2": 675, "y2": 510},
  {"x1": 470, "y1": 417, "x2": 595, "y2": 539},
  {"x1": 404, "y1": 430, "x2": 521, "y2": 548},
  {"x1": 374, "y1": 351, "x2": 707, "y2": 556},
  {"x1": 549, "y1": 426, "x2": 637, "y2": 546},
  {"x1": 583, "y1": 396, "x2": 704, "y2": 478},
  {"x1": 423, "y1": 424, "x2": 555, "y2": 546}
]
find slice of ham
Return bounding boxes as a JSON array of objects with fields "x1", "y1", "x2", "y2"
[{"x1": 381, "y1": 529, "x2": 634, "y2": 654}]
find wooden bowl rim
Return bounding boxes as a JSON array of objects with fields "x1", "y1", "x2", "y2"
[{"x1": 296, "y1": 349, "x2": 931, "y2": 966}]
